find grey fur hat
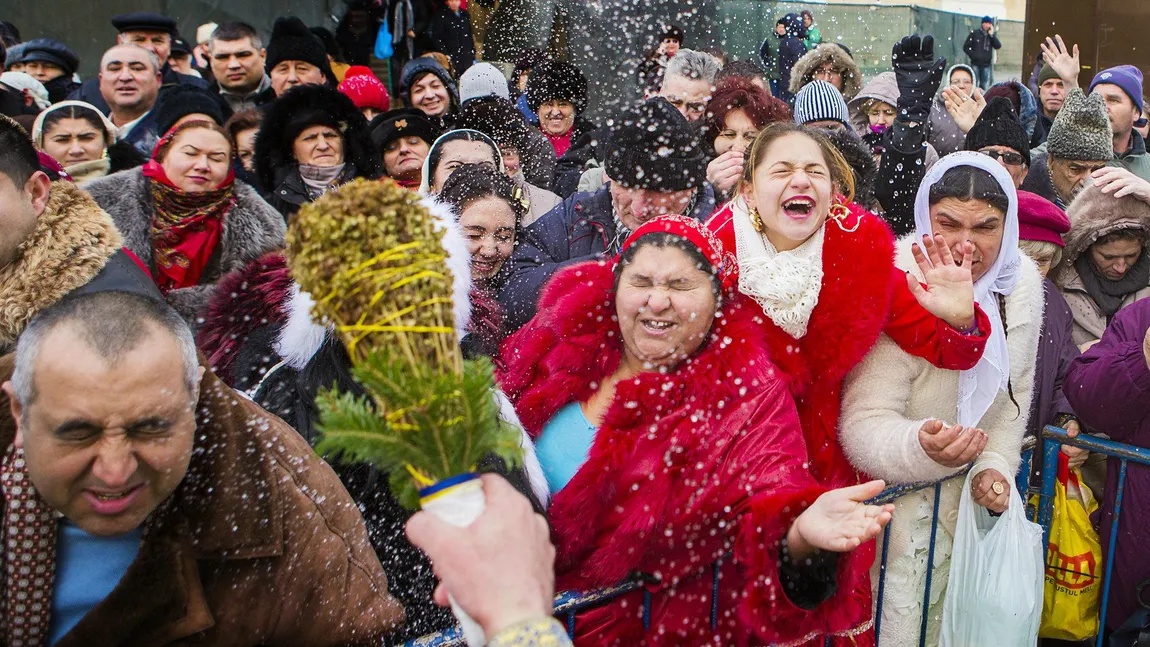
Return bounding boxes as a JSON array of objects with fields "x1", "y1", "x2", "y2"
[{"x1": 1046, "y1": 89, "x2": 1113, "y2": 162}]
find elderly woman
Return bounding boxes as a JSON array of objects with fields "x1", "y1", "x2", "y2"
[
  {"x1": 254, "y1": 83, "x2": 382, "y2": 220},
  {"x1": 1053, "y1": 166, "x2": 1150, "y2": 349},
  {"x1": 31, "y1": 100, "x2": 144, "y2": 182},
  {"x1": 702, "y1": 76, "x2": 791, "y2": 201},
  {"x1": 707, "y1": 123, "x2": 990, "y2": 645},
  {"x1": 84, "y1": 120, "x2": 285, "y2": 327},
  {"x1": 839, "y1": 153, "x2": 1044, "y2": 646},
  {"x1": 526, "y1": 59, "x2": 596, "y2": 158},
  {"x1": 499, "y1": 215, "x2": 894, "y2": 645},
  {"x1": 929, "y1": 64, "x2": 978, "y2": 157}
]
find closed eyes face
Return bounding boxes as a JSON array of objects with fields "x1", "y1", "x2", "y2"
[
  {"x1": 713, "y1": 109, "x2": 760, "y2": 156},
  {"x1": 929, "y1": 197, "x2": 1005, "y2": 282},
  {"x1": 161, "y1": 128, "x2": 232, "y2": 192},
  {"x1": 459, "y1": 196, "x2": 517, "y2": 281},
  {"x1": 745, "y1": 132, "x2": 835, "y2": 251}
]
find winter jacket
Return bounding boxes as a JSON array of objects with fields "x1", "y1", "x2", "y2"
[
  {"x1": 962, "y1": 28, "x2": 1002, "y2": 67},
  {"x1": 1032, "y1": 112, "x2": 1053, "y2": 147},
  {"x1": 709, "y1": 200, "x2": 990, "y2": 646},
  {"x1": 928, "y1": 94, "x2": 968, "y2": 157},
  {"x1": 803, "y1": 24, "x2": 823, "y2": 51},
  {"x1": 0, "y1": 351, "x2": 405, "y2": 646},
  {"x1": 848, "y1": 72, "x2": 940, "y2": 171},
  {"x1": 500, "y1": 183, "x2": 717, "y2": 332},
  {"x1": 83, "y1": 168, "x2": 286, "y2": 328},
  {"x1": 1019, "y1": 153, "x2": 1066, "y2": 209},
  {"x1": 119, "y1": 109, "x2": 160, "y2": 158},
  {"x1": 840, "y1": 240, "x2": 1044, "y2": 647},
  {"x1": 518, "y1": 174, "x2": 561, "y2": 227},
  {"x1": 430, "y1": 7, "x2": 475, "y2": 76},
  {"x1": 0, "y1": 180, "x2": 157, "y2": 354},
  {"x1": 776, "y1": 14, "x2": 808, "y2": 100},
  {"x1": 521, "y1": 125, "x2": 558, "y2": 190},
  {"x1": 1113, "y1": 129, "x2": 1150, "y2": 182},
  {"x1": 551, "y1": 121, "x2": 604, "y2": 198},
  {"x1": 1064, "y1": 298, "x2": 1150, "y2": 632},
  {"x1": 499, "y1": 260, "x2": 872, "y2": 646},
  {"x1": 789, "y1": 43, "x2": 863, "y2": 101},
  {"x1": 267, "y1": 164, "x2": 361, "y2": 221},
  {"x1": 1027, "y1": 279, "x2": 1080, "y2": 482}
]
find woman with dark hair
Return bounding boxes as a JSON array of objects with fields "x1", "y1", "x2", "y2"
[
  {"x1": 30, "y1": 101, "x2": 144, "y2": 182},
  {"x1": 708, "y1": 125, "x2": 991, "y2": 645},
  {"x1": 419, "y1": 128, "x2": 503, "y2": 195},
  {"x1": 702, "y1": 77, "x2": 791, "y2": 200},
  {"x1": 840, "y1": 153, "x2": 1043, "y2": 645},
  {"x1": 500, "y1": 214, "x2": 895, "y2": 644},
  {"x1": 224, "y1": 108, "x2": 263, "y2": 175},
  {"x1": 254, "y1": 84, "x2": 382, "y2": 220},
  {"x1": 83, "y1": 120, "x2": 285, "y2": 327}
]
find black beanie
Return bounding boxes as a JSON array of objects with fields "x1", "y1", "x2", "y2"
[
  {"x1": 266, "y1": 17, "x2": 336, "y2": 85},
  {"x1": 602, "y1": 97, "x2": 706, "y2": 192},
  {"x1": 154, "y1": 85, "x2": 227, "y2": 136},
  {"x1": 456, "y1": 97, "x2": 531, "y2": 152},
  {"x1": 526, "y1": 60, "x2": 588, "y2": 114},
  {"x1": 964, "y1": 96, "x2": 1031, "y2": 166}
]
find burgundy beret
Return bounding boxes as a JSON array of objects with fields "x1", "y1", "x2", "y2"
[{"x1": 1017, "y1": 190, "x2": 1069, "y2": 246}]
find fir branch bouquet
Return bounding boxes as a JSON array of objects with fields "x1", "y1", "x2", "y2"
[{"x1": 287, "y1": 179, "x2": 522, "y2": 509}]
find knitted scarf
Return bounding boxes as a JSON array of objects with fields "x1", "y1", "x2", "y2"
[
  {"x1": 143, "y1": 160, "x2": 235, "y2": 294},
  {"x1": 0, "y1": 446, "x2": 59, "y2": 647},
  {"x1": 1075, "y1": 252, "x2": 1150, "y2": 318}
]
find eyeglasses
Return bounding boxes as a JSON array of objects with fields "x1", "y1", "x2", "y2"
[{"x1": 979, "y1": 149, "x2": 1026, "y2": 166}]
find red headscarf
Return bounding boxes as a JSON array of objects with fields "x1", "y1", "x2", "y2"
[
  {"x1": 143, "y1": 122, "x2": 236, "y2": 293},
  {"x1": 616, "y1": 215, "x2": 740, "y2": 292}
]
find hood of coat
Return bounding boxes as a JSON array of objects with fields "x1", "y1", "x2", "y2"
[
  {"x1": 789, "y1": 43, "x2": 864, "y2": 101},
  {"x1": 848, "y1": 71, "x2": 898, "y2": 133},
  {"x1": 0, "y1": 180, "x2": 121, "y2": 351},
  {"x1": 253, "y1": 83, "x2": 383, "y2": 192},
  {"x1": 1056, "y1": 181, "x2": 1150, "y2": 273}
]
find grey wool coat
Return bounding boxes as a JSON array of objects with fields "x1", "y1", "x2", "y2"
[{"x1": 83, "y1": 168, "x2": 285, "y2": 329}]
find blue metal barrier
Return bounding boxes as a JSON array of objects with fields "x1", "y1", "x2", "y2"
[{"x1": 402, "y1": 430, "x2": 1149, "y2": 647}]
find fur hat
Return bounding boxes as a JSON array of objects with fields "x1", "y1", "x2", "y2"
[
  {"x1": 154, "y1": 84, "x2": 227, "y2": 136},
  {"x1": 20, "y1": 38, "x2": 79, "y2": 77},
  {"x1": 369, "y1": 107, "x2": 441, "y2": 151},
  {"x1": 661, "y1": 24, "x2": 685, "y2": 44},
  {"x1": 788, "y1": 43, "x2": 864, "y2": 101},
  {"x1": 512, "y1": 49, "x2": 547, "y2": 81},
  {"x1": 265, "y1": 17, "x2": 337, "y2": 86},
  {"x1": 964, "y1": 96, "x2": 1031, "y2": 165},
  {"x1": 1060, "y1": 181, "x2": 1150, "y2": 266},
  {"x1": 338, "y1": 66, "x2": 390, "y2": 112},
  {"x1": 254, "y1": 83, "x2": 381, "y2": 190},
  {"x1": 1046, "y1": 88, "x2": 1113, "y2": 162},
  {"x1": 526, "y1": 60, "x2": 588, "y2": 115},
  {"x1": 601, "y1": 97, "x2": 705, "y2": 192},
  {"x1": 793, "y1": 80, "x2": 851, "y2": 128},
  {"x1": 456, "y1": 97, "x2": 531, "y2": 153}
]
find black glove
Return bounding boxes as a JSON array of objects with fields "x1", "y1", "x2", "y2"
[{"x1": 891, "y1": 34, "x2": 947, "y2": 124}]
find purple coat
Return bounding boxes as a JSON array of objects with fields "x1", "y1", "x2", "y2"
[
  {"x1": 1028, "y1": 280, "x2": 1080, "y2": 481},
  {"x1": 1064, "y1": 297, "x2": 1150, "y2": 630}
]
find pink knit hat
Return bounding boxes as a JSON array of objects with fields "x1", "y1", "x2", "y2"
[
  {"x1": 338, "y1": 66, "x2": 391, "y2": 112},
  {"x1": 1017, "y1": 190, "x2": 1070, "y2": 247}
]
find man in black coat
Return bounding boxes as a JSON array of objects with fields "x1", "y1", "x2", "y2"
[
  {"x1": 19, "y1": 38, "x2": 81, "y2": 103},
  {"x1": 69, "y1": 12, "x2": 208, "y2": 114},
  {"x1": 962, "y1": 16, "x2": 1002, "y2": 91},
  {"x1": 500, "y1": 97, "x2": 716, "y2": 332}
]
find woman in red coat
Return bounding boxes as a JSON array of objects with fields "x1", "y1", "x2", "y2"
[
  {"x1": 499, "y1": 216, "x2": 895, "y2": 645},
  {"x1": 707, "y1": 123, "x2": 990, "y2": 645}
]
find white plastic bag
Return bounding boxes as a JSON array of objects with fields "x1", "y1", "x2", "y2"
[{"x1": 939, "y1": 468, "x2": 1044, "y2": 647}]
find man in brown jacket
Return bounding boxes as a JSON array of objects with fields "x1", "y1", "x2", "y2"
[{"x1": 0, "y1": 290, "x2": 404, "y2": 646}]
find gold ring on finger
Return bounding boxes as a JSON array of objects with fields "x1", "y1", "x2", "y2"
[{"x1": 991, "y1": 482, "x2": 1005, "y2": 495}]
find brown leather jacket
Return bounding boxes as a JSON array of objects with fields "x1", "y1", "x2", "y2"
[{"x1": 0, "y1": 355, "x2": 405, "y2": 646}]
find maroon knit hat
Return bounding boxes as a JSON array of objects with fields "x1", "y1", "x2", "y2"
[{"x1": 1017, "y1": 190, "x2": 1069, "y2": 246}]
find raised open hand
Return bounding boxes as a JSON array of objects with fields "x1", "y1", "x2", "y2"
[
  {"x1": 907, "y1": 234, "x2": 977, "y2": 329},
  {"x1": 1039, "y1": 35, "x2": 1080, "y2": 89},
  {"x1": 891, "y1": 34, "x2": 948, "y2": 123},
  {"x1": 788, "y1": 480, "x2": 895, "y2": 558},
  {"x1": 942, "y1": 87, "x2": 987, "y2": 133}
]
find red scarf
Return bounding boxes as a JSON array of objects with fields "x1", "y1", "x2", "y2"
[
  {"x1": 543, "y1": 129, "x2": 573, "y2": 158},
  {"x1": 142, "y1": 160, "x2": 235, "y2": 294}
]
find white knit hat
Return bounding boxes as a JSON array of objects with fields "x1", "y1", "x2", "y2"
[
  {"x1": 793, "y1": 79, "x2": 851, "y2": 128},
  {"x1": 459, "y1": 63, "x2": 510, "y2": 104}
]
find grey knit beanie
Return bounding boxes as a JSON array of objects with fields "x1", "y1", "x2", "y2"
[
  {"x1": 793, "y1": 79, "x2": 851, "y2": 128},
  {"x1": 460, "y1": 63, "x2": 510, "y2": 104},
  {"x1": 1046, "y1": 88, "x2": 1113, "y2": 161}
]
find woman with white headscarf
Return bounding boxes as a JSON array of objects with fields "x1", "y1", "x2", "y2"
[{"x1": 838, "y1": 151, "x2": 1045, "y2": 647}]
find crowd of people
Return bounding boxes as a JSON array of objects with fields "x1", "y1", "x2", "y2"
[{"x1": 1, "y1": 4, "x2": 1149, "y2": 647}]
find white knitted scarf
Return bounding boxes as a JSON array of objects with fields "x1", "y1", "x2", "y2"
[{"x1": 731, "y1": 197, "x2": 825, "y2": 339}]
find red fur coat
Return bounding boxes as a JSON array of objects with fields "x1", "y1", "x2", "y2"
[
  {"x1": 499, "y1": 260, "x2": 872, "y2": 646},
  {"x1": 708, "y1": 201, "x2": 990, "y2": 645}
]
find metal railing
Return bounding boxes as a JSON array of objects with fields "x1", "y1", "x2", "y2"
[{"x1": 402, "y1": 429, "x2": 1149, "y2": 647}]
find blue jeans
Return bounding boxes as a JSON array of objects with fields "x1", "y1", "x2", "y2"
[{"x1": 973, "y1": 64, "x2": 993, "y2": 91}]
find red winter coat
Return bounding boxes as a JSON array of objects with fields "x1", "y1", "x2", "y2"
[
  {"x1": 499, "y1": 260, "x2": 872, "y2": 646},
  {"x1": 708, "y1": 201, "x2": 990, "y2": 645}
]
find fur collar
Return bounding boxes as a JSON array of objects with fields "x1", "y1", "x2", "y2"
[
  {"x1": 1057, "y1": 182, "x2": 1150, "y2": 272},
  {"x1": 0, "y1": 181, "x2": 121, "y2": 351},
  {"x1": 82, "y1": 168, "x2": 286, "y2": 278},
  {"x1": 789, "y1": 43, "x2": 864, "y2": 100}
]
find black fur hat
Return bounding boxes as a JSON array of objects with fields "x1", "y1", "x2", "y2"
[
  {"x1": 265, "y1": 17, "x2": 337, "y2": 86},
  {"x1": 254, "y1": 83, "x2": 381, "y2": 190},
  {"x1": 456, "y1": 97, "x2": 531, "y2": 153},
  {"x1": 601, "y1": 97, "x2": 705, "y2": 192},
  {"x1": 526, "y1": 60, "x2": 588, "y2": 115}
]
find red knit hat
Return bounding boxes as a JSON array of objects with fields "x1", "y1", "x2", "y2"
[
  {"x1": 338, "y1": 66, "x2": 391, "y2": 112},
  {"x1": 1017, "y1": 190, "x2": 1070, "y2": 247}
]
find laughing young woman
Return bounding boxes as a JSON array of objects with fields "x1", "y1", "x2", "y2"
[{"x1": 707, "y1": 123, "x2": 990, "y2": 645}]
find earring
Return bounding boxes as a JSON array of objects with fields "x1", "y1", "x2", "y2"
[
  {"x1": 828, "y1": 199, "x2": 859, "y2": 233},
  {"x1": 749, "y1": 204, "x2": 764, "y2": 233}
]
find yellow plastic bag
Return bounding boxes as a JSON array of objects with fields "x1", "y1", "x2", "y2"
[{"x1": 1039, "y1": 452, "x2": 1103, "y2": 640}]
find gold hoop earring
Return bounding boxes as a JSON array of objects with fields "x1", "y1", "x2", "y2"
[{"x1": 828, "y1": 200, "x2": 859, "y2": 233}]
